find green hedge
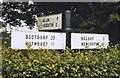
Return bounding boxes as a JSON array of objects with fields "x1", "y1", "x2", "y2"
[{"x1": 2, "y1": 43, "x2": 120, "y2": 77}]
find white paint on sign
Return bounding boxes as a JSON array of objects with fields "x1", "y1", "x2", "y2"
[
  {"x1": 11, "y1": 30, "x2": 66, "y2": 49},
  {"x1": 71, "y1": 33, "x2": 109, "y2": 49},
  {"x1": 38, "y1": 13, "x2": 62, "y2": 30}
]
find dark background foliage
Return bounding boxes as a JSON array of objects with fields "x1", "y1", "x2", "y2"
[{"x1": 2, "y1": 2, "x2": 120, "y2": 44}]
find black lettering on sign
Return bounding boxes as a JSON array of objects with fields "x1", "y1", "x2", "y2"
[
  {"x1": 31, "y1": 35, "x2": 34, "y2": 39},
  {"x1": 51, "y1": 42, "x2": 54, "y2": 46},
  {"x1": 43, "y1": 23, "x2": 54, "y2": 27},
  {"x1": 51, "y1": 36, "x2": 55, "y2": 40},
  {"x1": 26, "y1": 35, "x2": 28, "y2": 39},
  {"x1": 103, "y1": 37, "x2": 105, "y2": 41},
  {"x1": 81, "y1": 42, "x2": 84, "y2": 46},
  {"x1": 25, "y1": 35, "x2": 49, "y2": 40},
  {"x1": 51, "y1": 23, "x2": 54, "y2": 27},
  {"x1": 81, "y1": 42, "x2": 99, "y2": 46},
  {"x1": 40, "y1": 42, "x2": 48, "y2": 46},
  {"x1": 55, "y1": 23, "x2": 57, "y2": 27},
  {"x1": 29, "y1": 35, "x2": 31, "y2": 39},
  {"x1": 34, "y1": 35, "x2": 37, "y2": 39},
  {"x1": 26, "y1": 42, "x2": 48, "y2": 47},
  {"x1": 30, "y1": 42, "x2": 34, "y2": 45},
  {"x1": 81, "y1": 37, "x2": 94, "y2": 41},
  {"x1": 43, "y1": 36, "x2": 45, "y2": 39},
  {"x1": 81, "y1": 37, "x2": 83, "y2": 40},
  {"x1": 102, "y1": 42, "x2": 105, "y2": 46},
  {"x1": 56, "y1": 17, "x2": 59, "y2": 20},
  {"x1": 46, "y1": 36, "x2": 48, "y2": 39},
  {"x1": 43, "y1": 18, "x2": 50, "y2": 22},
  {"x1": 37, "y1": 35, "x2": 39, "y2": 39}
]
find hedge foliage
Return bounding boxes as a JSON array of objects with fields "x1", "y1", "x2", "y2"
[{"x1": 1, "y1": 43, "x2": 120, "y2": 77}]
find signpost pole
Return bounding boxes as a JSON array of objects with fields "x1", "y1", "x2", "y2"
[{"x1": 64, "y1": 10, "x2": 72, "y2": 49}]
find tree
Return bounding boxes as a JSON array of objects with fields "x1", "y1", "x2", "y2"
[{"x1": 2, "y1": 2, "x2": 37, "y2": 30}]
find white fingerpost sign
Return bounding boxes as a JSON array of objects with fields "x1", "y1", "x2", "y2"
[
  {"x1": 38, "y1": 13, "x2": 62, "y2": 30},
  {"x1": 71, "y1": 33, "x2": 109, "y2": 49},
  {"x1": 11, "y1": 30, "x2": 66, "y2": 49}
]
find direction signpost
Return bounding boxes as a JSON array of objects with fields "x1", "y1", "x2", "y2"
[
  {"x1": 11, "y1": 10, "x2": 109, "y2": 50},
  {"x1": 38, "y1": 13, "x2": 62, "y2": 30},
  {"x1": 11, "y1": 30, "x2": 66, "y2": 49},
  {"x1": 71, "y1": 33, "x2": 109, "y2": 49}
]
